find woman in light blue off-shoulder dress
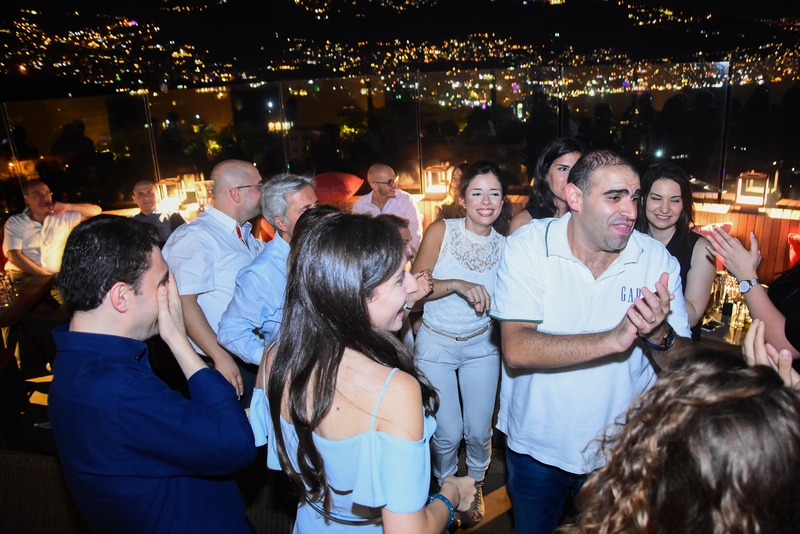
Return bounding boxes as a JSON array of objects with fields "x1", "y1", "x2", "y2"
[{"x1": 249, "y1": 212, "x2": 476, "y2": 533}]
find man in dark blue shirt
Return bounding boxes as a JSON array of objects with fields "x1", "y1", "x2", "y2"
[{"x1": 49, "y1": 215, "x2": 257, "y2": 534}]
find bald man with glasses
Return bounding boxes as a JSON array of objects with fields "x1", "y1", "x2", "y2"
[
  {"x1": 353, "y1": 163, "x2": 423, "y2": 250},
  {"x1": 163, "y1": 160, "x2": 266, "y2": 403}
]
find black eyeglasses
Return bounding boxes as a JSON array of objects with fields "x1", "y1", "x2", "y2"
[
  {"x1": 233, "y1": 183, "x2": 265, "y2": 190},
  {"x1": 373, "y1": 178, "x2": 398, "y2": 186}
]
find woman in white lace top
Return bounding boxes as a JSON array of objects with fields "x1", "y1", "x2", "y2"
[{"x1": 411, "y1": 161, "x2": 507, "y2": 527}]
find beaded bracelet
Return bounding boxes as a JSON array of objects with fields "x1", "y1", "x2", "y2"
[{"x1": 428, "y1": 493, "x2": 455, "y2": 529}]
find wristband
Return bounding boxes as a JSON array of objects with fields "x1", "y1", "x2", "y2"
[{"x1": 428, "y1": 493, "x2": 455, "y2": 529}]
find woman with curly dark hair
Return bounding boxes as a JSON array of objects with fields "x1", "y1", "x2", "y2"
[
  {"x1": 249, "y1": 212, "x2": 475, "y2": 533},
  {"x1": 560, "y1": 319, "x2": 800, "y2": 534}
]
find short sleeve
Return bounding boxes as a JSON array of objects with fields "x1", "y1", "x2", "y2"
[
  {"x1": 255, "y1": 392, "x2": 299, "y2": 473},
  {"x1": 163, "y1": 227, "x2": 216, "y2": 295},
  {"x1": 663, "y1": 252, "x2": 692, "y2": 338},
  {"x1": 491, "y1": 224, "x2": 546, "y2": 323},
  {"x1": 65, "y1": 211, "x2": 82, "y2": 228},
  {"x1": 351, "y1": 416, "x2": 435, "y2": 514},
  {"x1": 249, "y1": 387, "x2": 270, "y2": 448},
  {"x1": 3, "y1": 215, "x2": 25, "y2": 252}
]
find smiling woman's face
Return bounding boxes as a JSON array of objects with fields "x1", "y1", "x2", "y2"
[
  {"x1": 366, "y1": 263, "x2": 419, "y2": 332},
  {"x1": 645, "y1": 178, "x2": 684, "y2": 233}
]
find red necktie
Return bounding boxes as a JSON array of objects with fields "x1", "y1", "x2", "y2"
[{"x1": 235, "y1": 225, "x2": 248, "y2": 249}]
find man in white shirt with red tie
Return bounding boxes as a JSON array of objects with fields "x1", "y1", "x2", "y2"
[{"x1": 163, "y1": 160, "x2": 265, "y2": 404}]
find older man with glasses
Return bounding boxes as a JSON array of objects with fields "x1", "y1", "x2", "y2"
[
  {"x1": 218, "y1": 174, "x2": 317, "y2": 367},
  {"x1": 353, "y1": 163, "x2": 423, "y2": 250},
  {"x1": 3, "y1": 179, "x2": 101, "y2": 276}
]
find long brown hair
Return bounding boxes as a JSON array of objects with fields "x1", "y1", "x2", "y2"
[
  {"x1": 527, "y1": 138, "x2": 585, "y2": 218},
  {"x1": 268, "y1": 213, "x2": 439, "y2": 511}
]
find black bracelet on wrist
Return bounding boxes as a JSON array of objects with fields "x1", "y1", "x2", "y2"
[{"x1": 428, "y1": 493, "x2": 455, "y2": 529}]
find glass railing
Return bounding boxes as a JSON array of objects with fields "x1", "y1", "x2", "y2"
[
  {"x1": 724, "y1": 77, "x2": 800, "y2": 208},
  {"x1": 562, "y1": 62, "x2": 729, "y2": 195},
  {"x1": 1, "y1": 61, "x2": 797, "y2": 217},
  {"x1": 4, "y1": 94, "x2": 154, "y2": 211},
  {"x1": 418, "y1": 67, "x2": 561, "y2": 188}
]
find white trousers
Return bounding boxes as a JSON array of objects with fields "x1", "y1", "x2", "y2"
[{"x1": 415, "y1": 323, "x2": 500, "y2": 483}]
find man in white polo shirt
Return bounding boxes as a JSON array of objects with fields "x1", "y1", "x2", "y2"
[
  {"x1": 163, "y1": 160, "x2": 265, "y2": 403},
  {"x1": 491, "y1": 150, "x2": 691, "y2": 534},
  {"x1": 4, "y1": 180, "x2": 101, "y2": 275}
]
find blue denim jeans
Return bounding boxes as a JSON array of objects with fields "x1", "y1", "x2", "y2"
[{"x1": 505, "y1": 445, "x2": 586, "y2": 534}]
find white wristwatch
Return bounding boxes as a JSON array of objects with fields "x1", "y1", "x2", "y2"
[{"x1": 738, "y1": 278, "x2": 760, "y2": 294}]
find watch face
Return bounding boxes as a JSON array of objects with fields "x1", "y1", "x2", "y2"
[
  {"x1": 739, "y1": 280, "x2": 751, "y2": 293},
  {"x1": 664, "y1": 328, "x2": 677, "y2": 349}
]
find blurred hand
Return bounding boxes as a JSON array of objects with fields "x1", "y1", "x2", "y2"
[
  {"x1": 49, "y1": 202, "x2": 67, "y2": 216},
  {"x1": 744, "y1": 318, "x2": 800, "y2": 389},
  {"x1": 157, "y1": 270, "x2": 187, "y2": 344}
]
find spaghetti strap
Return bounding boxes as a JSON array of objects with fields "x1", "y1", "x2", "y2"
[{"x1": 370, "y1": 368, "x2": 399, "y2": 431}]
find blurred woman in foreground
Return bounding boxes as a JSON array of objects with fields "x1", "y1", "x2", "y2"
[{"x1": 560, "y1": 319, "x2": 800, "y2": 534}]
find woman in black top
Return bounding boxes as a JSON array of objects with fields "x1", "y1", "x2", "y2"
[{"x1": 636, "y1": 163, "x2": 716, "y2": 340}]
